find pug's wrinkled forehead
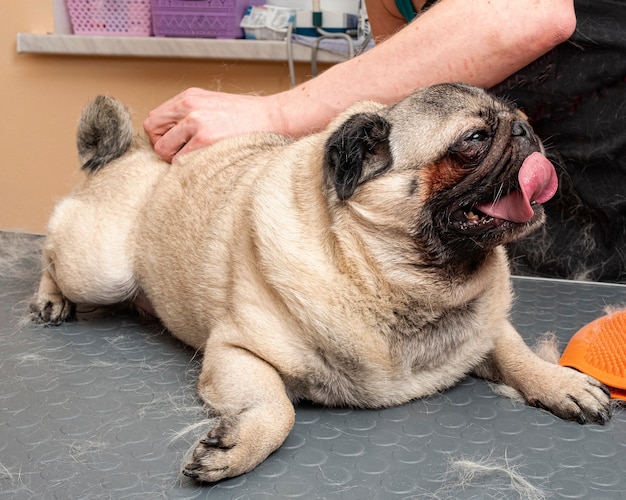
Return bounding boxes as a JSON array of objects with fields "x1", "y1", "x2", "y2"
[{"x1": 383, "y1": 83, "x2": 519, "y2": 166}]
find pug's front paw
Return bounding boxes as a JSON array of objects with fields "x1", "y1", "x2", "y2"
[
  {"x1": 182, "y1": 415, "x2": 261, "y2": 483},
  {"x1": 529, "y1": 366, "x2": 612, "y2": 425},
  {"x1": 183, "y1": 435, "x2": 238, "y2": 483}
]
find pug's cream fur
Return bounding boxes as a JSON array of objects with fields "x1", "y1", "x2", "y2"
[{"x1": 31, "y1": 84, "x2": 611, "y2": 482}]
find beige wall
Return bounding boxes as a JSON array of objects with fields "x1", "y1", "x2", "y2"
[{"x1": 2, "y1": 1, "x2": 318, "y2": 233}]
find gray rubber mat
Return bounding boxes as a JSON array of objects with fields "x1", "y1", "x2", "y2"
[{"x1": 2, "y1": 231, "x2": 626, "y2": 499}]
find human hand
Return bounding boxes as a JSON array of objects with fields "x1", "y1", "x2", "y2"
[{"x1": 144, "y1": 88, "x2": 286, "y2": 162}]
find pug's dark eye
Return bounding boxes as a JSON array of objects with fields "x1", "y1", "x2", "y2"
[
  {"x1": 449, "y1": 128, "x2": 493, "y2": 165},
  {"x1": 467, "y1": 130, "x2": 490, "y2": 142}
]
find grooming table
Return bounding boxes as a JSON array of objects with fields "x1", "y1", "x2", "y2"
[{"x1": 2, "y1": 231, "x2": 626, "y2": 499}]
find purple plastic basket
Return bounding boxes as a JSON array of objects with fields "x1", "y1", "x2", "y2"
[
  {"x1": 152, "y1": 0, "x2": 264, "y2": 39},
  {"x1": 66, "y1": 0, "x2": 152, "y2": 36}
]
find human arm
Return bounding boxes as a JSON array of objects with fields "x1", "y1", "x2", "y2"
[{"x1": 144, "y1": 0, "x2": 576, "y2": 162}]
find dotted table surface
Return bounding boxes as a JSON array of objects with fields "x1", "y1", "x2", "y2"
[{"x1": 2, "y1": 232, "x2": 626, "y2": 499}]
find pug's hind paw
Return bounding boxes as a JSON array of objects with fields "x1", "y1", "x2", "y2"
[{"x1": 30, "y1": 294, "x2": 74, "y2": 326}]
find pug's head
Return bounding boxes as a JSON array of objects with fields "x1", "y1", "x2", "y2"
[{"x1": 323, "y1": 83, "x2": 557, "y2": 271}]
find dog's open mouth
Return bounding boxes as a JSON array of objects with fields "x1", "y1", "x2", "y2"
[
  {"x1": 451, "y1": 205, "x2": 506, "y2": 231},
  {"x1": 451, "y1": 152, "x2": 558, "y2": 233}
]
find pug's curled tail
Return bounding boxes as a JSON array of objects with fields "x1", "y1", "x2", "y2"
[{"x1": 77, "y1": 95, "x2": 133, "y2": 173}]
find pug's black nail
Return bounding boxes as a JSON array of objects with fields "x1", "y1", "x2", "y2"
[
  {"x1": 200, "y1": 437, "x2": 220, "y2": 446},
  {"x1": 183, "y1": 467, "x2": 200, "y2": 479}
]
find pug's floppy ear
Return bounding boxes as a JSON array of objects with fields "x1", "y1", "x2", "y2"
[{"x1": 324, "y1": 113, "x2": 392, "y2": 200}]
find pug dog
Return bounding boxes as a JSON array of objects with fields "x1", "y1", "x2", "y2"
[{"x1": 30, "y1": 83, "x2": 611, "y2": 483}]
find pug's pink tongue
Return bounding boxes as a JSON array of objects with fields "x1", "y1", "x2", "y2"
[{"x1": 475, "y1": 152, "x2": 558, "y2": 223}]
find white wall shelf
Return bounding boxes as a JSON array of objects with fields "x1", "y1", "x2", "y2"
[{"x1": 16, "y1": 33, "x2": 345, "y2": 64}]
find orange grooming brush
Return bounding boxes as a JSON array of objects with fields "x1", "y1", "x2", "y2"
[{"x1": 560, "y1": 310, "x2": 626, "y2": 401}]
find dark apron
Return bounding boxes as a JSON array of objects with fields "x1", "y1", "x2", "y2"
[{"x1": 491, "y1": 0, "x2": 626, "y2": 282}]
